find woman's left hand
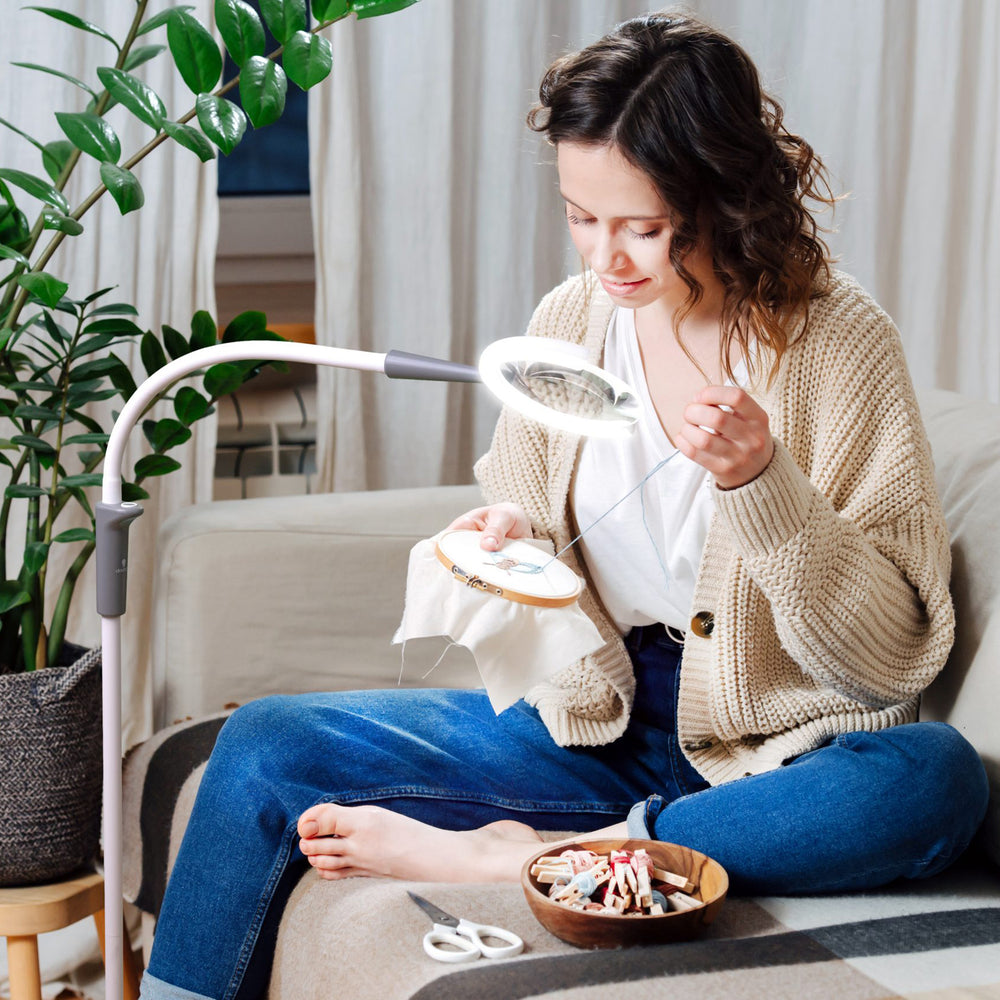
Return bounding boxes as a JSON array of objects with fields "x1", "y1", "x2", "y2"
[{"x1": 676, "y1": 385, "x2": 775, "y2": 490}]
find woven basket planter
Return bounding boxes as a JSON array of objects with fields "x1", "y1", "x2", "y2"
[{"x1": 0, "y1": 644, "x2": 102, "y2": 886}]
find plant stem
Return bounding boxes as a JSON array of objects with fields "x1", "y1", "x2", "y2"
[
  {"x1": 20, "y1": 450, "x2": 42, "y2": 670},
  {"x1": 47, "y1": 538, "x2": 93, "y2": 667},
  {"x1": 38, "y1": 309, "x2": 86, "y2": 603},
  {"x1": 0, "y1": 450, "x2": 28, "y2": 581}
]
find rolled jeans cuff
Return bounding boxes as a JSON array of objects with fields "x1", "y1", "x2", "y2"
[
  {"x1": 627, "y1": 794, "x2": 667, "y2": 839},
  {"x1": 139, "y1": 970, "x2": 217, "y2": 1000}
]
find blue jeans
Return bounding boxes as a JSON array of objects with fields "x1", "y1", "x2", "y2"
[{"x1": 140, "y1": 626, "x2": 988, "y2": 1000}]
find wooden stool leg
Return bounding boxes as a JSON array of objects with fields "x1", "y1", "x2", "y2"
[
  {"x1": 6, "y1": 934, "x2": 43, "y2": 1000},
  {"x1": 94, "y1": 910, "x2": 142, "y2": 1000}
]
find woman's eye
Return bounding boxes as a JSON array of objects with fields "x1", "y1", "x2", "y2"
[
  {"x1": 566, "y1": 212, "x2": 594, "y2": 226},
  {"x1": 629, "y1": 227, "x2": 660, "y2": 241}
]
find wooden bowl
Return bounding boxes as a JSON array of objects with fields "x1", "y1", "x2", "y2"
[{"x1": 520, "y1": 839, "x2": 728, "y2": 949}]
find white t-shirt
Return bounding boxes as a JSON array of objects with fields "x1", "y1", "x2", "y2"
[{"x1": 571, "y1": 308, "x2": 744, "y2": 634}]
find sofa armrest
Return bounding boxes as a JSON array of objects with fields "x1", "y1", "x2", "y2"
[{"x1": 151, "y1": 484, "x2": 482, "y2": 728}]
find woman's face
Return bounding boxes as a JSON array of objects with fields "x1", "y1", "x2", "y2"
[{"x1": 556, "y1": 141, "x2": 687, "y2": 313}]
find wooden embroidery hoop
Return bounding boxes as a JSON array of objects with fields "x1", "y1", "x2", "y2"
[{"x1": 435, "y1": 529, "x2": 584, "y2": 608}]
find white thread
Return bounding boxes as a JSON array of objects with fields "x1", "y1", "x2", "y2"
[
  {"x1": 422, "y1": 640, "x2": 459, "y2": 679},
  {"x1": 545, "y1": 453, "x2": 680, "y2": 567},
  {"x1": 397, "y1": 638, "x2": 461, "y2": 684}
]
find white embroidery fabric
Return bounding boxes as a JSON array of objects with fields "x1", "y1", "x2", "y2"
[{"x1": 393, "y1": 533, "x2": 606, "y2": 713}]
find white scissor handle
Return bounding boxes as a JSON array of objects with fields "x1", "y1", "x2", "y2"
[
  {"x1": 423, "y1": 927, "x2": 481, "y2": 963},
  {"x1": 455, "y1": 918, "x2": 524, "y2": 959}
]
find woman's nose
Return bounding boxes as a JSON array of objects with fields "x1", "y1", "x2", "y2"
[{"x1": 589, "y1": 230, "x2": 626, "y2": 274}]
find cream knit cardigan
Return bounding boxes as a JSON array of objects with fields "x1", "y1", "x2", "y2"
[{"x1": 474, "y1": 270, "x2": 954, "y2": 786}]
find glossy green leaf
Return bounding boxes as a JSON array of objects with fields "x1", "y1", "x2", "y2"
[
  {"x1": 135, "y1": 454, "x2": 182, "y2": 478},
  {"x1": 54, "y1": 527, "x2": 95, "y2": 543},
  {"x1": 259, "y1": 0, "x2": 307, "y2": 44},
  {"x1": 58, "y1": 473, "x2": 103, "y2": 489},
  {"x1": 140, "y1": 330, "x2": 168, "y2": 376},
  {"x1": 162, "y1": 324, "x2": 189, "y2": 359},
  {"x1": 283, "y1": 31, "x2": 332, "y2": 90},
  {"x1": 0, "y1": 168, "x2": 70, "y2": 214},
  {"x1": 122, "y1": 482, "x2": 150, "y2": 501},
  {"x1": 123, "y1": 44, "x2": 167, "y2": 72},
  {"x1": 96, "y1": 67, "x2": 167, "y2": 130},
  {"x1": 23, "y1": 7, "x2": 119, "y2": 49},
  {"x1": 0, "y1": 206, "x2": 31, "y2": 253},
  {"x1": 108, "y1": 354, "x2": 137, "y2": 400},
  {"x1": 72, "y1": 332, "x2": 114, "y2": 357},
  {"x1": 222, "y1": 310, "x2": 267, "y2": 341},
  {"x1": 0, "y1": 582, "x2": 32, "y2": 615},
  {"x1": 137, "y1": 6, "x2": 195, "y2": 36},
  {"x1": 174, "y1": 386, "x2": 211, "y2": 424},
  {"x1": 150, "y1": 418, "x2": 191, "y2": 451},
  {"x1": 55, "y1": 111, "x2": 121, "y2": 164},
  {"x1": 11, "y1": 434, "x2": 55, "y2": 455},
  {"x1": 195, "y1": 95, "x2": 247, "y2": 155},
  {"x1": 63, "y1": 432, "x2": 109, "y2": 446},
  {"x1": 204, "y1": 362, "x2": 245, "y2": 398},
  {"x1": 190, "y1": 310, "x2": 217, "y2": 350},
  {"x1": 100, "y1": 163, "x2": 145, "y2": 214},
  {"x1": 11, "y1": 62, "x2": 99, "y2": 101},
  {"x1": 41, "y1": 210, "x2": 84, "y2": 236},
  {"x1": 87, "y1": 303, "x2": 139, "y2": 318},
  {"x1": 68, "y1": 357, "x2": 124, "y2": 381},
  {"x1": 312, "y1": 0, "x2": 350, "y2": 21},
  {"x1": 0, "y1": 245, "x2": 31, "y2": 268},
  {"x1": 41, "y1": 141, "x2": 75, "y2": 183},
  {"x1": 83, "y1": 286, "x2": 115, "y2": 304},
  {"x1": 167, "y1": 11, "x2": 223, "y2": 94},
  {"x1": 161, "y1": 120, "x2": 215, "y2": 162},
  {"x1": 216, "y1": 0, "x2": 266, "y2": 66},
  {"x1": 5, "y1": 484, "x2": 47, "y2": 499},
  {"x1": 12, "y1": 404, "x2": 60, "y2": 422},
  {"x1": 23, "y1": 541, "x2": 50, "y2": 576},
  {"x1": 351, "y1": 0, "x2": 418, "y2": 17},
  {"x1": 239, "y1": 56, "x2": 287, "y2": 129},
  {"x1": 82, "y1": 317, "x2": 144, "y2": 336},
  {"x1": 17, "y1": 272, "x2": 69, "y2": 308}
]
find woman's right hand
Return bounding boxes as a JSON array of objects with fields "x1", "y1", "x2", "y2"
[{"x1": 446, "y1": 503, "x2": 533, "y2": 551}]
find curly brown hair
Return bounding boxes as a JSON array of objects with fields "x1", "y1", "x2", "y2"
[{"x1": 527, "y1": 11, "x2": 837, "y2": 386}]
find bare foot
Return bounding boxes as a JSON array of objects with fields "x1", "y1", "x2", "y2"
[{"x1": 297, "y1": 804, "x2": 544, "y2": 883}]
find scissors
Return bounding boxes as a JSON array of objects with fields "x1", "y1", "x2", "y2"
[{"x1": 407, "y1": 891, "x2": 524, "y2": 963}]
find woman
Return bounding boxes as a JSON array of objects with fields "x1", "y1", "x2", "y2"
[{"x1": 139, "y1": 12, "x2": 988, "y2": 1000}]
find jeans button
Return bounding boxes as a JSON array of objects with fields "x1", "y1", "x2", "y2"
[{"x1": 690, "y1": 611, "x2": 714, "y2": 638}]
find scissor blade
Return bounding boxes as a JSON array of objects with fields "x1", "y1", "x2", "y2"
[{"x1": 407, "y1": 891, "x2": 459, "y2": 929}]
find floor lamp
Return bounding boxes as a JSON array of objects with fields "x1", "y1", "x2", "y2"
[{"x1": 97, "y1": 337, "x2": 637, "y2": 999}]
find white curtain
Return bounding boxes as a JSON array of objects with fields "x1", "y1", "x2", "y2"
[
  {"x1": 0, "y1": 1, "x2": 219, "y2": 751},
  {"x1": 309, "y1": 0, "x2": 999, "y2": 496}
]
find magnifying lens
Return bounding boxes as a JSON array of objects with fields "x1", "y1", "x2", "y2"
[
  {"x1": 385, "y1": 336, "x2": 640, "y2": 437},
  {"x1": 478, "y1": 337, "x2": 639, "y2": 437}
]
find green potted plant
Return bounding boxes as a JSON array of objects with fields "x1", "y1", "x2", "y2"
[{"x1": 0, "y1": 0, "x2": 417, "y2": 886}]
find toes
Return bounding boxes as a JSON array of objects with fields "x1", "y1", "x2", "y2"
[
  {"x1": 299, "y1": 836, "x2": 342, "y2": 857},
  {"x1": 298, "y1": 803, "x2": 345, "y2": 839}
]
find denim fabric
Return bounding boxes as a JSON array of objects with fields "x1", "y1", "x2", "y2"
[
  {"x1": 627, "y1": 719, "x2": 990, "y2": 895},
  {"x1": 142, "y1": 626, "x2": 696, "y2": 1000},
  {"x1": 140, "y1": 627, "x2": 988, "y2": 1000}
]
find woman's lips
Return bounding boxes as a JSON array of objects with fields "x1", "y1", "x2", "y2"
[{"x1": 599, "y1": 276, "x2": 649, "y2": 296}]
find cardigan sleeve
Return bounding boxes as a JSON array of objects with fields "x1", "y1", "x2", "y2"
[{"x1": 711, "y1": 289, "x2": 954, "y2": 708}]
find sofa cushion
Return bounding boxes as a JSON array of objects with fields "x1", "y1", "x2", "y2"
[{"x1": 917, "y1": 389, "x2": 1000, "y2": 866}]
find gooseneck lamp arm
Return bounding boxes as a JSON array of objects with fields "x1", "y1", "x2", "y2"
[{"x1": 97, "y1": 341, "x2": 479, "y2": 1000}]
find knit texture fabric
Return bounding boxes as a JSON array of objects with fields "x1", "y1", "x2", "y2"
[{"x1": 474, "y1": 271, "x2": 954, "y2": 785}]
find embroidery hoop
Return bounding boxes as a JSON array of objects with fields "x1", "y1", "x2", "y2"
[{"x1": 435, "y1": 529, "x2": 584, "y2": 608}]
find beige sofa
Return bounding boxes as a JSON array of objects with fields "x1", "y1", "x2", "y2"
[{"x1": 125, "y1": 387, "x2": 1000, "y2": 999}]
